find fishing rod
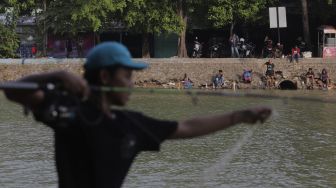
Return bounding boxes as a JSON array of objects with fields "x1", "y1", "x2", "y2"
[
  {"x1": 0, "y1": 81, "x2": 56, "y2": 91},
  {"x1": 1, "y1": 81, "x2": 336, "y2": 104}
]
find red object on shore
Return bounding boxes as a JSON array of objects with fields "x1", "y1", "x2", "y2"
[{"x1": 31, "y1": 46, "x2": 37, "y2": 55}]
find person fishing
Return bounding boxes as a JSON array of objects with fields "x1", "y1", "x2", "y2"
[{"x1": 3, "y1": 42, "x2": 272, "y2": 188}]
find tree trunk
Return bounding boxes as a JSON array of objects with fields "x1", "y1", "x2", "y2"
[
  {"x1": 94, "y1": 32, "x2": 101, "y2": 45},
  {"x1": 142, "y1": 33, "x2": 151, "y2": 58},
  {"x1": 177, "y1": 0, "x2": 188, "y2": 58},
  {"x1": 229, "y1": 22, "x2": 235, "y2": 37},
  {"x1": 301, "y1": 0, "x2": 311, "y2": 45},
  {"x1": 43, "y1": 0, "x2": 47, "y2": 57}
]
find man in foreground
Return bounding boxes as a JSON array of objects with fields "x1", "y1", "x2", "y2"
[{"x1": 4, "y1": 42, "x2": 272, "y2": 188}]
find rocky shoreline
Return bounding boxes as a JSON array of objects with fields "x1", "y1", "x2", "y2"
[{"x1": 1, "y1": 58, "x2": 336, "y2": 90}]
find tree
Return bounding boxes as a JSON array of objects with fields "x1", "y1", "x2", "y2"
[
  {"x1": 301, "y1": 0, "x2": 310, "y2": 46},
  {"x1": 0, "y1": 23, "x2": 19, "y2": 58},
  {"x1": 0, "y1": 0, "x2": 35, "y2": 58},
  {"x1": 176, "y1": 0, "x2": 188, "y2": 57},
  {"x1": 173, "y1": 0, "x2": 272, "y2": 58},
  {"x1": 310, "y1": 0, "x2": 336, "y2": 25},
  {"x1": 40, "y1": 0, "x2": 184, "y2": 58},
  {"x1": 43, "y1": 0, "x2": 126, "y2": 34},
  {"x1": 123, "y1": 0, "x2": 183, "y2": 58},
  {"x1": 174, "y1": 0, "x2": 203, "y2": 58},
  {"x1": 207, "y1": 0, "x2": 271, "y2": 36},
  {"x1": 38, "y1": 0, "x2": 127, "y2": 56}
]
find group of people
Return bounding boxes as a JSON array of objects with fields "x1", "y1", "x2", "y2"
[
  {"x1": 305, "y1": 67, "x2": 330, "y2": 89},
  {"x1": 262, "y1": 35, "x2": 311, "y2": 62},
  {"x1": 17, "y1": 44, "x2": 37, "y2": 58},
  {"x1": 211, "y1": 68, "x2": 253, "y2": 89},
  {"x1": 210, "y1": 60, "x2": 271, "y2": 89},
  {"x1": 185, "y1": 59, "x2": 331, "y2": 90},
  {"x1": 262, "y1": 61, "x2": 331, "y2": 89},
  {"x1": 3, "y1": 42, "x2": 272, "y2": 188},
  {"x1": 2, "y1": 41, "x2": 333, "y2": 188},
  {"x1": 263, "y1": 60, "x2": 331, "y2": 89}
]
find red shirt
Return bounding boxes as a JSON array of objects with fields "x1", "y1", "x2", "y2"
[
  {"x1": 31, "y1": 47, "x2": 37, "y2": 54},
  {"x1": 292, "y1": 47, "x2": 300, "y2": 55}
]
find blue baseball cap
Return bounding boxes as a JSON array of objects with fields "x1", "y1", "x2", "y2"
[{"x1": 84, "y1": 42, "x2": 148, "y2": 70}]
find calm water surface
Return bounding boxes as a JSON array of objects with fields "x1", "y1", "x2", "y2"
[{"x1": 0, "y1": 90, "x2": 335, "y2": 188}]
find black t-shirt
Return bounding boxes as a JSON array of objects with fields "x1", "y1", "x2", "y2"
[{"x1": 43, "y1": 104, "x2": 177, "y2": 188}]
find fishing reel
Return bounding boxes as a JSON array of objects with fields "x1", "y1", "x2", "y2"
[{"x1": 32, "y1": 83, "x2": 80, "y2": 129}]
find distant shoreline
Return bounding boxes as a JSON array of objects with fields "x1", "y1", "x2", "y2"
[{"x1": 1, "y1": 58, "x2": 336, "y2": 90}]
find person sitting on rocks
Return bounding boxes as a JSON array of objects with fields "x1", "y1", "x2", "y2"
[
  {"x1": 242, "y1": 69, "x2": 252, "y2": 83},
  {"x1": 290, "y1": 45, "x2": 301, "y2": 63},
  {"x1": 182, "y1": 73, "x2": 193, "y2": 89},
  {"x1": 319, "y1": 68, "x2": 330, "y2": 89},
  {"x1": 265, "y1": 60, "x2": 275, "y2": 88},
  {"x1": 213, "y1": 70, "x2": 224, "y2": 88},
  {"x1": 305, "y1": 68, "x2": 315, "y2": 89}
]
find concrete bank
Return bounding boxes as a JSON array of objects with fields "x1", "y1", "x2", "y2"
[{"x1": 1, "y1": 58, "x2": 336, "y2": 89}]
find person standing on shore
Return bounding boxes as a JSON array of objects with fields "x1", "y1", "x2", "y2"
[
  {"x1": 31, "y1": 44, "x2": 37, "y2": 58},
  {"x1": 229, "y1": 33, "x2": 240, "y2": 58},
  {"x1": 66, "y1": 39, "x2": 73, "y2": 58},
  {"x1": 4, "y1": 42, "x2": 272, "y2": 188},
  {"x1": 265, "y1": 60, "x2": 275, "y2": 88}
]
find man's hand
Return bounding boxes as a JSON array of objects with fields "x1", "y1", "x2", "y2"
[
  {"x1": 58, "y1": 71, "x2": 90, "y2": 101},
  {"x1": 236, "y1": 107, "x2": 272, "y2": 124},
  {"x1": 4, "y1": 71, "x2": 90, "y2": 110}
]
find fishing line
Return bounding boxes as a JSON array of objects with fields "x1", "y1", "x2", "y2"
[
  {"x1": 201, "y1": 109, "x2": 280, "y2": 184},
  {"x1": 202, "y1": 124, "x2": 258, "y2": 184}
]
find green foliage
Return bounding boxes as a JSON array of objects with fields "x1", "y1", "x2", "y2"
[
  {"x1": 41, "y1": 0, "x2": 184, "y2": 51},
  {"x1": 123, "y1": 0, "x2": 183, "y2": 35},
  {"x1": 44, "y1": 0, "x2": 127, "y2": 35},
  {"x1": 0, "y1": 23, "x2": 19, "y2": 58},
  {"x1": 207, "y1": 0, "x2": 271, "y2": 28},
  {"x1": 0, "y1": 0, "x2": 33, "y2": 58}
]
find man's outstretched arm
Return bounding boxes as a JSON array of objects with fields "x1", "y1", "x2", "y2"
[{"x1": 170, "y1": 106, "x2": 271, "y2": 139}]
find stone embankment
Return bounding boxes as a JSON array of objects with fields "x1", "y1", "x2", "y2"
[{"x1": 1, "y1": 58, "x2": 336, "y2": 89}]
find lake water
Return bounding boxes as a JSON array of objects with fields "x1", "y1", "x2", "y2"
[{"x1": 0, "y1": 90, "x2": 336, "y2": 188}]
